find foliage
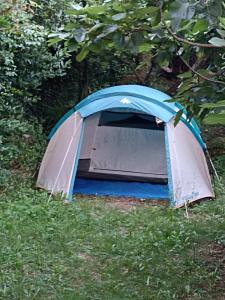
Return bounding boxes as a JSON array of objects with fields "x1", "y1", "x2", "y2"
[
  {"x1": 52, "y1": 0, "x2": 225, "y2": 124},
  {"x1": 35, "y1": 51, "x2": 137, "y2": 131},
  {"x1": 0, "y1": 0, "x2": 141, "y2": 180},
  {"x1": 214, "y1": 154, "x2": 225, "y2": 178},
  {"x1": 0, "y1": 175, "x2": 225, "y2": 299},
  {"x1": 0, "y1": 0, "x2": 70, "y2": 178}
]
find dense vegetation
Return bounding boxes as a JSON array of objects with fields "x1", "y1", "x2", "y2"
[
  {"x1": 0, "y1": 0, "x2": 136, "y2": 181},
  {"x1": 0, "y1": 1, "x2": 225, "y2": 299}
]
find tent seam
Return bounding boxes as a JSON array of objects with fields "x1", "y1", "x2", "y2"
[{"x1": 165, "y1": 125, "x2": 175, "y2": 206}]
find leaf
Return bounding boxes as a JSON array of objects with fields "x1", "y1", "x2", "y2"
[
  {"x1": 138, "y1": 43, "x2": 154, "y2": 53},
  {"x1": 171, "y1": 18, "x2": 181, "y2": 32},
  {"x1": 209, "y1": 37, "x2": 225, "y2": 47},
  {"x1": 76, "y1": 48, "x2": 89, "y2": 62},
  {"x1": 169, "y1": 1, "x2": 195, "y2": 20},
  {"x1": 219, "y1": 17, "x2": 225, "y2": 29},
  {"x1": 179, "y1": 19, "x2": 195, "y2": 32},
  {"x1": 0, "y1": 17, "x2": 10, "y2": 28},
  {"x1": 88, "y1": 23, "x2": 104, "y2": 33},
  {"x1": 184, "y1": 4, "x2": 196, "y2": 19},
  {"x1": 204, "y1": 113, "x2": 225, "y2": 125},
  {"x1": 95, "y1": 24, "x2": 118, "y2": 41},
  {"x1": 157, "y1": 51, "x2": 170, "y2": 68},
  {"x1": 131, "y1": 32, "x2": 143, "y2": 47},
  {"x1": 151, "y1": 10, "x2": 161, "y2": 27},
  {"x1": 208, "y1": 0, "x2": 222, "y2": 17},
  {"x1": 177, "y1": 79, "x2": 195, "y2": 95},
  {"x1": 71, "y1": 4, "x2": 83, "y2": 10},
  {"x1": 48, "y1": 33, "x2": 70, "y2": 39},
  {"x1": 197, "y1": 69, "x2": 214, "y2": 77},
  {"x1": 84, "y1": 6, "x2": 107, "y2": 15},
  {"x1": 125, "y1": 36, "x2": 138, "y2": 54},
  {"x1": 64, "y1": 23, "x2": 78, "y2": 31},
  {"x1": 192, "y1": 20, "x2": 208, "y2": 34},
  {"x1": 217, "y1": 29, "x2": 225, "y2": 38},
  {"x1": 112, "y1": 13, "x2": 126, "y2": 21},
  {"x1": 74, "y1": 28, "x2": 86, "y2": 43},
  {"x1": 65, "y1": 9, "x2": 82, "y2": 15},
  {"x1": 113, "y1": 32, "x2": 125, "y2": 48},
  {"x1": 174, "y1": 109, "x2": 183, "y2": 127},
  {"x1": 135, "y1": 6, "x2": 159, "y2": 16},
  {"x1": 29, "y1": 0, "x2": 41, "y2": 8},
  {"x1": 164, "y1": 99, "x2": 176, "y2": 103},
  {"x1": 67, "y1": 40, "x2": 79, "y2": 52},
  {"x1": 112, "y1": 3, "x2": 123, "y2": 12},
  {"x1": 200, "y1": 100, "x2": 225, "y2": 108},
  {"x1": 177, "y1": 71, "x2": 192, "y2": 79},
  {"x1": 47, "y1": 38, "x2": 62, "y2": 46},
  {"x1": 65, "y1": 6, "x2": 106, "y2": 16},
  {"x1": 88, "y1": 43, "x2": 101, "y2": 53},
  {"x1": 102, "y1": 24, "x2": 118, "y2": 35},
  {"x1": 48, "y1": 33, "x2": 60, "y2": 38}
]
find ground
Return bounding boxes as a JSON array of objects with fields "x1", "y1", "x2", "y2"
[{"x1": 0, "y1": 178, "x2": 225, "y2": 300}]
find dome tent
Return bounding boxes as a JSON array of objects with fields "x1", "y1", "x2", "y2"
[{"x1": 37, "y1": 85, "x2": 214, "y2": 207}]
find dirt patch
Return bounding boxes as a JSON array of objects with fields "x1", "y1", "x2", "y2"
[
  {"x1": 199, "y1": 242, "x2": 225, "y2": 299},
  {"x1": 105, "y1": 200, "x2": 136, "y2": 211},
  {"x1": 104, "y1": 197, "x2": 168, "y2": 211},
  {"x1": 77, "y1": 253, "x2": 95, "y2": 262},
  {"x1": 75, "y1": 194, "x2": 168, "y2": 211},
  {"x1": 202, "y1": 126, "x2": 225, "y2": 156}
]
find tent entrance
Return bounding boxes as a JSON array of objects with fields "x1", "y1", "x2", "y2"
[
  {"x1": 89, "y1": 125, "x2": 167, "y2": 182},
  {"x1": 75, "y1": 111, "x2": 169, "y2": 199}
]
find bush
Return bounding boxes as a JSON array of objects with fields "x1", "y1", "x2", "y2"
[{"x1": 0, "y1": 2, "x2": 69, "y2": 180}]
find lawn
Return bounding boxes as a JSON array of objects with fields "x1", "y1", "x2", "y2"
[{"x1": 0, "y1": 178, "x2": 225, "y2": 300}]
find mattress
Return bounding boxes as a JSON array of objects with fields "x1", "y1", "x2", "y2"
[{"x1": 77, "y1": 125, "x2": 168, "y2": 184}]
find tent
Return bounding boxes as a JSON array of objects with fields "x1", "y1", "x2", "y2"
[{"x1": 37, "y1": 85, "x2": 214, "y2": 207}]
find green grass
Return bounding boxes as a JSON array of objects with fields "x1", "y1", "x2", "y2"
[{"x1": 0, "y1": 178, "x2": 225, "y2": 300}]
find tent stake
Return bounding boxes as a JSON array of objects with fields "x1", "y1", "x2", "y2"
[{"x1": 184, "y1": 201, "x2": 189, "y2": 219}]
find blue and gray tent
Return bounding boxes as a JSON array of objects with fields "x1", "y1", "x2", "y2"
[{"x1": 37, "y1": 85, "x2": 214, "y2": 207}]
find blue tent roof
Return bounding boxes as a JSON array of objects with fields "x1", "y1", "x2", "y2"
[
  {"x1": 76, "y1": 85, "x2": 173, "y2": 110},
  {"x1": 49, "y1": 85, "x2": 205, "y2": 148}
]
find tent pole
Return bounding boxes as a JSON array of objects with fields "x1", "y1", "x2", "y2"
[
  {"x1": 48, "y1": 117, "x2": 82, "y2": 202},
  {"x1": 48, "y1": 134, "x2": 75, "y2": 202}
]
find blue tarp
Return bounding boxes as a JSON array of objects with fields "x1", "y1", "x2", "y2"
[{"x1": 73, "y1": 178, "x2": 169, "y2": 200}]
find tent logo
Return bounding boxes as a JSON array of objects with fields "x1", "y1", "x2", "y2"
[{"x1": 120, "y1": 97, "x2": 131, "y2": 104}]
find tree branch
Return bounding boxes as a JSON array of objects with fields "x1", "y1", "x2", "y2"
[
  {"x1": 159, "y1": 6, "x2": 225, "y2": 49},
  {"x1": 166, "y1": 26, "x2": 225, "y2": 49},
  {"x1": 178, "y1": 55, "x2": 225, "y2": 85}
]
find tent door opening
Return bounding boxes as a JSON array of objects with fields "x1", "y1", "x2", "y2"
[{"x1": 75, "y1": 111, "x2": 169, "y2": 199}]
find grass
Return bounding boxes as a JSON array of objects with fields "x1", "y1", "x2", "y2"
[{"x1": 0, "y1": 177, "x2": 225, "y2": 300}]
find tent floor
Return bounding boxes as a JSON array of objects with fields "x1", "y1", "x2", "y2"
[{"x1": 73, "y1": 178, "x2": 169, "y2": 200}]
